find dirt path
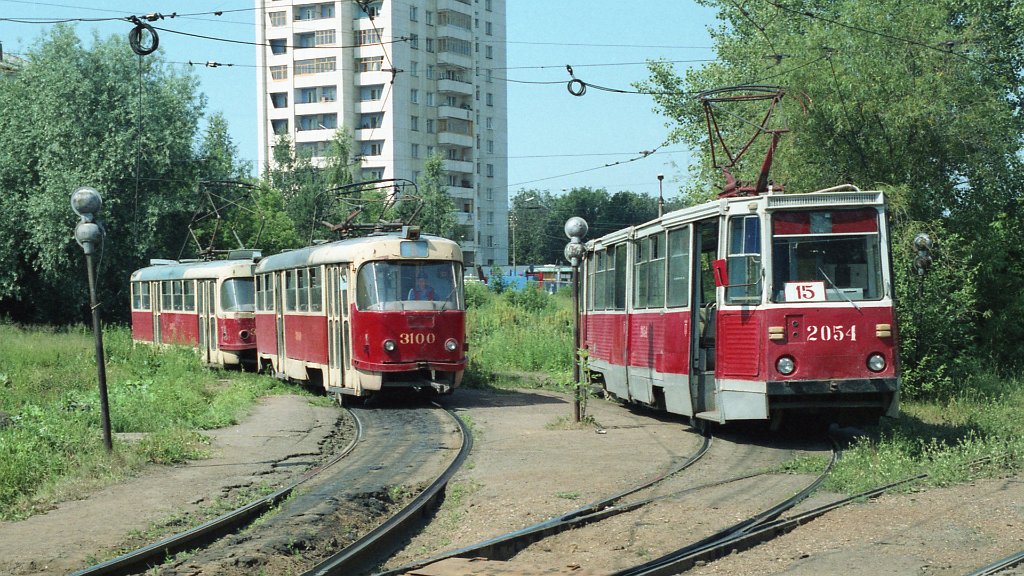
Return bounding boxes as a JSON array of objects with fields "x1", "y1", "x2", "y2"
[{"x1": 0, "y1": 394, "x2": 341, "y2": 576}]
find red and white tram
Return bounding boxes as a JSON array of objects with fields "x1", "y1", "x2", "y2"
[
  {"x1": 252, "y1": 227, "x2": 466, "y2": 402},
  {"x1": 129, "y1": 252, "x2": 259, "y2": 368},
  {"x1": 581, "y1": 186, "x2": 899, "y2": 426}
]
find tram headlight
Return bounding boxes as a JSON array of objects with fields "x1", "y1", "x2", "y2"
[
  {"x1": 776, "y1": 356, "x2": 796, "y2": 376},
  {"x1": 445, "y1": 338, "x2": 458, "y2": 352},
  {"x1": 867, "y1": 353, "x2": 886, "y2": 372},
  {"x1": 383, "y1": 339, "x2": 397, "y2": 352},
  {"x1": 239, "y1": 330, "x2": 251, "y2": 341}
]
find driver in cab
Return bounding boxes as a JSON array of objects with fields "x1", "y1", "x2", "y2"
[{"x1": 408, "y1": 272, "x2": 436, "y2": 300}]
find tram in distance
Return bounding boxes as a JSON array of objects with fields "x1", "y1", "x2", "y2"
[
  {"x1": 129, "y1": 251, "x2": 259, "y2": 369},
  {"x1": 128, "y1": 228, "x2": 468, "y2": 404},
  {"x1": 580, "y1": 185, "x2": 900, "y2": 427}
]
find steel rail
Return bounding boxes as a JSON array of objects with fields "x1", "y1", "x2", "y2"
[
  {"x1": 374, "y1": 432, "x2": 713, "y2": 576},
  {"x1": 301, "y1": 403, "x2": 474, "y2": 576},
  {"x1": 69, "y1": 409, "x2": 364, "y2": 576},
  {"x1": 964, "y1": 549, "x2": 1024, "y2": 576}
]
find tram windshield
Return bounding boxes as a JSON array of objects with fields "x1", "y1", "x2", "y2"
[
  {"x1": 770, "y1": 208, "x2": 884, "y2": 303},
  {"x1": 221, "y1": 278, "x2": 256, "y2": 312},
  {"x1": 356, "y1": 261, "x2": 464, "y2": 311}
]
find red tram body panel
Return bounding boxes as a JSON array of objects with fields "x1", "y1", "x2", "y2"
[
  {"x1": 129, "y1": 255, "x2": 259, "y2": 368},
  {"x1": 582, "y1": 188, "x2": 900, "y2": 425}
]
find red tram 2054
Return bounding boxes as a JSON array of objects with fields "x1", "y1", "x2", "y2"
[{"x1": 581, "y1": 186, "x2": 899, "y2": 427}]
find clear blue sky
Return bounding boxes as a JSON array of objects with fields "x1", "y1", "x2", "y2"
[{"x1": 0, "y1": 0, "x2": 719, "y2": 202}]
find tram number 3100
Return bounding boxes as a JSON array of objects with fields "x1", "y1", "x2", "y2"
[
  {"x1": 807, "y1": 325, "x2": 857, "y2": 342},
  {"x1": 399, "y1": 332, "x2": 436, "y2": 345}
]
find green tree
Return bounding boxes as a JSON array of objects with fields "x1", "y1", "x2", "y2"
[
  {"x1": 0, "y1": 25, "x2": 230, "y2": 323},
  {"x1": 637, "y1": 0, "x2": 1024, "y2": 393},
  {"x1": 415, "y1": 154, "x2": 457, "y2": 239}
]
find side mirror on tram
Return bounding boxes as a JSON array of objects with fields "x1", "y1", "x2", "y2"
[{"x1": 712, "y1": 259, "x2": 729, "y2": 287}]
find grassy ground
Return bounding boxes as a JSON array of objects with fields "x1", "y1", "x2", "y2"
[{"x1": 0, "y1": 323, "x2": 291, "y2": 520}]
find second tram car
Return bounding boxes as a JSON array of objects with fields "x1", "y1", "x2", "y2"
[
  {"x1": 253, "y1": 227, "x2": 466, "y2": 402},
  {"x1": 129, "y1": 252, "x2": 259, "y2": 368},
  {"x1": 581, "y1": 186, "x2": 899, "y2": 426}
]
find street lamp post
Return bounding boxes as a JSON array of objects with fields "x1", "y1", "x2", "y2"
[
  {"x1": 563, "y1": 216, "x2": 589, "y2": 423},
  {"x1": 657, "y1": 173, "x2": 665, "y2": 217},
  {"x1": 71, "y1": 186, "x2": 113, "y2": 452}
]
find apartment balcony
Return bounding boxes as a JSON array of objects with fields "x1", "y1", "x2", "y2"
[
  {"x1": 437, "y1": 78, "x2": 473, "y2": 96},
  {"x1": 436, "y1": 24, "x2": 472, "y2": 43},
  {"x1": 436, "y1": 51, "x2": 473, "y2": 70},
  {"x1": 447, "y1": 184, "x2": 474, "y2": 199},
  {"x1": 438, "y1": 104, "x2": 472, "y2": 120},
  {"x1": 443, "y1": 159, "x2": 474, "y2": 174},
  {"x1": 438, "y1": 131, "x2": 473, "y2": 148},
  {"x1": 456, "y1": 211, "x2": 473, "y2": 226},
  {"x1": 437, "y1": 0, "x2": 472, "y2": 11}
]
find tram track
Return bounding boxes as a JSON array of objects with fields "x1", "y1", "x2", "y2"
[{"x1": 70, "y1": 401, "x2": 471, "y2": 576}]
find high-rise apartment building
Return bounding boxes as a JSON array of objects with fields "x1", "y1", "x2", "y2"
[{"x1": 255, "y1": 0, "x2": 509, "y2": 267}]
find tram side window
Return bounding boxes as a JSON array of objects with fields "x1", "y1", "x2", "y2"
[
  {"x1": 183, "y1": 280, "x2": 196, "y2": 311},
  {"x1": 590, "y1": 250, "x2": 607, "y2": 310},
  {"x1": 614, "y1": 243, "x2": 626, "y2": 310},
  {"x1": 309, "y1": 267, "x2": 322, "y2": 312},
  {"x1": 726, "y1": 215, "x2": 762, "y2": 304},
  {"x1": 296, "y1": 269, "x2": 309, "y2": 311},
  {"x1": 132, "y1": 281, "x2": 151, "y2": 310},
  {"x1": 172, "y1": 280, "x2": 184, "y2": 311},
  {"x1": 667, "y1": 227, "x2": 690, "y2": 307},
  {"x1": 285, "y1": 270, "x2": 297, "y2": 311},
  {"x1": 633, "y1": 234, "x2": 666, "y2": 309},
  {"x1": 161, "y1": 281, "x2": 172, "y2": 311}
]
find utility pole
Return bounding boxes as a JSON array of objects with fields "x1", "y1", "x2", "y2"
[{"x1": 563, "y1": 217, "x2": 589, "y2": 423}]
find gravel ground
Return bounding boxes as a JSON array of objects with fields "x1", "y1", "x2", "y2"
[{"x1": 2, "y1": 388, "x2": 1022, "y2": 576}]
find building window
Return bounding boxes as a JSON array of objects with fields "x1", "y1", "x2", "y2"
[
  {"x1": 425, "y1": 38, "x2": 434, "y2": 52},
  {"x1": 410, "y1": 88, "x2": 419, "y2": 103},
  {"x1": 360, "y1": 140, "x2": 385, "y2": 156},
  {"x1": 295, "y1": 3, "x2": 334, "y2": 21},
  {"x1": 426, "y1": 11, "x2": 433, "y2": 25},
  {"x1": 360, "y1": 84, "x2": 384, "y2": 101},
  {"x1": 270, "y1": 92, "x2": 288, "y2": 108},
  {"x1": 359, "y1": 112, "x2": 383, "y2": 129},
  {"x1": 269, "y1": 11, "x2": 286, "y2": 26},
  {"x1": 411, "y1": 143, "x2": 420, "y2": 158},
  {"x1": 271, "y1": 118, "x2": 288, "y2": 135},
  {"x1": 427, "y1": 145, "x2": 434, "y2": 156},
  {"x1": 410, "y1": 6, "x2": 418, "y2": 21},
  {"x1": 410, "y1": 61, "x2": 418, "y2": 76},
  {"x1": 356, "y1": 2, "x2": 381, "y2": 18},
  {"x1": 411, "y1": 116, "x2": 419, "y2": 131},
  {"x1": 486, "y1": 68, "x2": 493, "y2": 83},
  {"x1": 297, "y1": 85, "x2": 336, "y2": 103},
  {"x1": 270, "y1": 65, "x2": 288, "y2": 80},
  {"x1": 485, "y1": 21, "x2": 492, "y2": 35},
  {"x1": 486, "y1": 92, "x2": 494, "y2": 106},
  {"x1": 269, "y1": 38, "x2": 287, "y2": 55},
  {"x1": 364, "y1": 167, "x2": 385, "y2": 180},
  {"x1": 487, "y1": 211, "x2": 494, "y2": 225},
  {"x1": 486, "y1": 117, "x2": 493, "y2": 129},
  {"x1": 426, "y1": 119, "x2": 435, "y2": 133},
  {"x1": 356, "y1": 29, "x2": 383, "y2": 46},
  {"x1": 487, "y1": 139, "x2": 494, "y2": 153},
  {"x1": 486, "y1": 187, "x2": 493, "y2": 201},
  {"x1": 357, "y1": 56, "x2": 384, "y2": 72},
  {"x1": 297, "y1": 114, "x2": 337, "y2": 131},
  {"x1": 408, "y1": 33, "x2": 419, "y2": 49},
  {"x1": 426, "y1": 64, "x2": 434, "y2": 79},
  {"x1": 295, "y1": 57, "x2": 336, "y2": 75},
  {"x1": 437, "y1": 37, "x2": 471, "y2": 56},
  {"x1": 486, "y1": 163, "x2": 494, "y2": 177},
  {"x1": 426, "y1": 92, "x2": 434, "y2": 106},
  {"x1": 485, "y1": 45, "x2": 493, "y2": 59},
  {"x1": 486, "y1": 0, "x2": 493, "y2": 11}
]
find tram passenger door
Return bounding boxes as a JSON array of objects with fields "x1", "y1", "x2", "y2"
[
  {"x1": 198, "y1": 280, "x2": 215, "y2": 365},
  {"x1": 326, "y1": 265, "x2": 349, "y2": 390},
  {"x1": 690, "y1": 219, "x2": 720, "y2": 420},
  {"x1": 274, "y1": 272, "x2": 286, "y2": 374}
]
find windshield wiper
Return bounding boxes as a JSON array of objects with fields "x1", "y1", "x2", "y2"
[{"x1": 817, "y1": 266, "x2": 861, "y2": 313}]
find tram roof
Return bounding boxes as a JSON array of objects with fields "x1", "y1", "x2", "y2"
[
  {"x1": 254, "y1": 232, "x2": 463, "y2": 273},
  {"x1": 586, "y1": 189, "x2": 885, "y2": 250},
  {"x1": 130, "y1": 258, "x2": 256, "y2": 282}
]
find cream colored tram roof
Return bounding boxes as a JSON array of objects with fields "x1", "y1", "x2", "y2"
[
  {"x1": 130, "y1": 259, "x2": 256, "y2": 282},
  {"x1": 255, "y1": 233, "x2": 463, "y2": 274},
  {"x1": 585, "y1": 189, "x2": 885, "y2": 251}
]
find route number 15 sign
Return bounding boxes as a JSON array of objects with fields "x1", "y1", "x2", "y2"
[{"x1": 785, "y1": 281, "x2": 826, "y2": 302}]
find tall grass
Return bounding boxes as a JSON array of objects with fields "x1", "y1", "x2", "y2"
[
  {"x1": 0, "y1": 324, "x2": 288, "y2": 520},
  {"x1": 463, "y1": 282, "x2": 574, "y2": 387}
]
